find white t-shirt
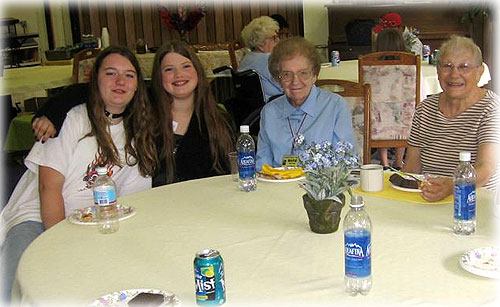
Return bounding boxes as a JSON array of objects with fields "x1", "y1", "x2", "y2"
[{"x1": 0, "y1": 105, "x2": 151, "y2": 245}]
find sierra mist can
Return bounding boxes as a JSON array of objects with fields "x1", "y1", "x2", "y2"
[{"x1": 194, "y1": 249, "x2": 226, "y2": 306}]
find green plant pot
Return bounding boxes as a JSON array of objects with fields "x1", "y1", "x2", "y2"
[{"x1": 302, "y1": 193, "x2": 345, "y2": 234}]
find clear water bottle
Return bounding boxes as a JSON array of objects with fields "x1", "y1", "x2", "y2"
[
  {"x1": 93, "y1": 167, "x2": 119, "y2": 234},
  {"x1": 236, "y1": 125, "x2": 257, "y2": 192},
  {"x1": 453, "y1": 151, "x2": 476, "y2": 235},
  {"x1": 344, "y1": 195, "x2": 372, "y2": 296}
]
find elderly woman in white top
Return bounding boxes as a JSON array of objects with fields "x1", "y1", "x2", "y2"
[
  {"x1": 238, "y1": 16, "x2": 283, "y2": 102},
  {"x1": 404, "y1": 35, "x2": 500, "y2": 202}
]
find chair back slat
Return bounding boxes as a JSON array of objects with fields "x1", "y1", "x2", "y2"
[
  {"x1": 72, "y1": 48, "x2": 101, "y2": 84},
  {"x1": 191, "y1": 41, "x2": 248, "y2": 75}
]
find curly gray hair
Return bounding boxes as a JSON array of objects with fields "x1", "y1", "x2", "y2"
[{"x1": 241, "y1": 16, "x2": 279, "y2": 51}]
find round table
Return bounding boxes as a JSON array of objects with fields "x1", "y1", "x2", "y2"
[{"x1": 13, "y1": 175, "x2": 498, "y2": 306}]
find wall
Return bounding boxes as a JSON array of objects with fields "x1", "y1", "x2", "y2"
[
  {"x1": 49, "y1": 0, "x2": 73, "y2": 48},
  {"x1": 1, "y1": 0, "x2": 49, "y2": 52},
  {"x1": 75, "y1": 0, "x2": 302, "y2": 50},
  {"x1": 302, "y1": 0, "x2": 329, "y2": 46}
]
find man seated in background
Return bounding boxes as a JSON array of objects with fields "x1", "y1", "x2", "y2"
[{"x1": 270, "y1": 14, "x2": 289, "y2": 39}]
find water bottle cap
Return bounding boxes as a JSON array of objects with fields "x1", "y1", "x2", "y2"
[
  {"x1": 96, "y1": 167, "x2": 108, "y2": 175},
  {"x1": 240, "y1": 125, "x2": 250, "y2": 133},
  {"x1": 349, "y1": 194, "x2": 364, "y2": 208},
  {"x1": 459, "y1": 151, "x2": 471, "y2": 162}
]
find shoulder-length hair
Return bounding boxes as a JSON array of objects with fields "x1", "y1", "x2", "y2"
[
  {"x1": 86, "y1": 46, "x2": 158, "y2": 177},
  {"x1": 150, "y1": 40, "x2": 235, "y2": 183},
  {"x1": 376, "y1": 28, "x2": 406, "y2": 52}
]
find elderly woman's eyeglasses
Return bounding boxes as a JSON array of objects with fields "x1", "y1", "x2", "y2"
[
  {"x1": 278, "y1": 69, "x2": 313, "y2": 82},
  {"x1": 266, "y1": 34, "x2": 280, "y2": 43},
  {"x1": 439, "y1": 62, "x2": 480, "y2": 74}
]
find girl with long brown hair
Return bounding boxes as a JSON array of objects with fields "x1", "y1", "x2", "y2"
[
  {"x1": 150, "y1": 40, "x2": 235, "y2": 185},
  {"x1": 1, "y1": 46, "x2": 157, "y2": 302}
]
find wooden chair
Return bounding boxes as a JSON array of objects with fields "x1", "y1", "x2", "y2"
[
  {"x1": 191, "y1": 42, "x2": 231, "y2": 52},
  {"x1": 358, "y1": 51, "x2": 421, "y2": 164},
  {"x1": 315, "y1": 79, "x2": 371, "y2": 163},
  {"x1": 228, "y1": 39, "x2": 248, "y2": 70},
  {"x1": 191, "y1": 40, "x2": 248, "y2": 71},
  {"x1": 71, "y1": 48, "x2": 101, "y2": 84}
]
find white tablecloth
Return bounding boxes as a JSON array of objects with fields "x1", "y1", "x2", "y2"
[
  {"x1": 1, "y1": 65, "x2": 73, "y2": 103},
  {"x1": 318, "y1": 60, "x2": 491, "y2": 99},
  {"x1": 12, "y1": 175, "x2": 499, "y2": 306}
]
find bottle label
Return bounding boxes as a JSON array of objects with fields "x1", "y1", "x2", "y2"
[
  {"x1": 238, "y1": 151, "x2": 255, "y2": 179},
  {"x1": 454, "y1": 183, "x2": 476, "y2": 221},
  {"x1": 93, "y1": 189, "x2": 117, "y2": 207},
  {"x1": 344, "y1": 229, "x2": 371, "y2": 278}
]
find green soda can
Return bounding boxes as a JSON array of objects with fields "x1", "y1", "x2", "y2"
[{"x1": 194, "y1": 249, "x2": 226, "y2": 306}]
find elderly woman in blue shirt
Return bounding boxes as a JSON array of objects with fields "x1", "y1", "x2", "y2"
[
  {"x1": 239, "y1": 16, "x2": 283, "y2": 102},
  {"x1": 256, "y1": 36, "x2": 355, "y2": 170}
]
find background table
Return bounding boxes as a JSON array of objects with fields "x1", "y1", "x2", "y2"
[
  {"x1": 1, "y1": 65, "x2": 72, "y2": 98},
  {"x1": 13, "y1": 175, "x2": 498, "y2": 306},
  {"x1": 135, "y1": 50, "x2": 239, "y2": 79}
]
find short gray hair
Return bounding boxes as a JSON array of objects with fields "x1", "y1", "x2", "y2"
[
  {"x1": 269, "y1": 37, "x2": 321, "y2": 82},
  {"x1": 438, "y1": 35, "x2": 483, "y2": 66},
  {"x1": 241, "y1": 16, "x2": 279, "y2": 51}
]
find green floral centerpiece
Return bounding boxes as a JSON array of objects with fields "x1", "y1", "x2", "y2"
[{"x1": 296, "y1": 136, "x2": 359, "y2": 233}]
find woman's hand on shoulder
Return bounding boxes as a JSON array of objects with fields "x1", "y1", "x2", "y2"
[
  {"x1": 32, "y1": 116, "x2": 56, "y2": 143},
  {"x1": 420, "y1": 176, "x2": 453, "y2": 202}
]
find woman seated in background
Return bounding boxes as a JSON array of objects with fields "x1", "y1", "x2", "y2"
[
  {"x1": 238, "y1": 16, "x2": 284, "y2": 102},
  {"x1": 32, "y1": 41, "x2": 236, "y2": 185},
  {"x1": 1, "y1": 46, "x2": 158, "y2": 302},
  {"x1": 256, "y1": 37, "x2": 355, "y2": 170},
  {"x1": 403, "y1": 35, "x2": 500, "y2": 202},
  {"x1": 373, "y1": 12, "x2": 423, "y2": 57},
  {"x1": 374, "y1": 28, "x2": 409, "y2": 170}
]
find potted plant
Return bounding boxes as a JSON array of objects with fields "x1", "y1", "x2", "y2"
[{"x1": 296, "y1": 137, "x2": 359, "y2": 234}]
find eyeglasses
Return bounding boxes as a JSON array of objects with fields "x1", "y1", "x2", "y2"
[
  {"x1": 266, "y1": 34, "x2": 280, "y2": 43},
  {"x1": 278, "y1": 69, "x2": 313, "y2": 82},
  {"x1": 438, "y1": 62, "x2": 480, "y2": 74}
]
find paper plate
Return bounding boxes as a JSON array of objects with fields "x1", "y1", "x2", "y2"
[
  {"x1": 459, "y1": 246, "x2": 499, "y2": 279},
  {"x1": 89, "y1": 288, "x2": 180, "y2": 306},
  {"x1": 68, "y1": 204, "x2": 136, "y2": 225},
  {"x1": 390, "y1": 182, "x2": 421, "y2": 193},
  {"x1": 389, "y1": 172, "x2": 424, "y2": 193}
]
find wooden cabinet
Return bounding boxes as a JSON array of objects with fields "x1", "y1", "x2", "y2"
[{"x1": 326, "y1": 4, "x2": 478, "y2": 60}]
